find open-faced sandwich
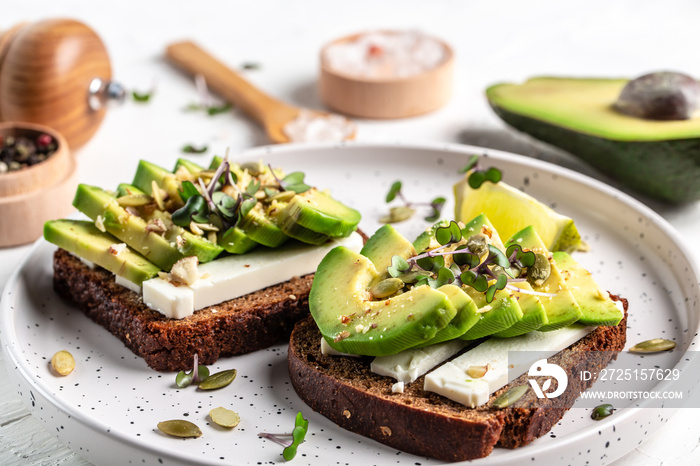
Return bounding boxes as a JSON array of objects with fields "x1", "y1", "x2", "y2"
[
  {"x1": 287, "y1": 167, "x2": 627, "y2": 461},
  {"x1": 43, "y1": 155, "x2": 363, "y2": 371}
]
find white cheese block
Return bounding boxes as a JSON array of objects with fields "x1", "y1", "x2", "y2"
[
  {"x1": 142, "y1": 232, "x2": 363, "y2": 319},
  {"x1": 371, "y1": 339, "x2": 470, "y2": 383},
  {"x1": 424, "y1": 325, "x2": 594, "y2": 408},
  {"x1": 114, "y1": 274, "x2": 141, "y2": 294}
]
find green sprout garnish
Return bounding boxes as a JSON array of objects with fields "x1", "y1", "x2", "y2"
[
  {"x1": 258, "y1": 412, "x2": 309, "y2": 461},
  {"x1": 184, "y1": 102, "x2": 233, "y2": 116},
  {"x1": 182, "y1": 144, "x2": 208, "y2": 154},
  {"x1": 381, "y1": 180, "x2": 446, "y2": 224},
  {"x1": 386, "y1": 221, "x2": 550, "y2": 303},
  {"x1": 267, "y1": 164, "x2": 312, "y2": 194},
  {"x1": 459, "y1": 155, "x2": 502, "y2": 188},
  {"x1": 241, "y1": 62, "x2": 261, "y2": 70},
  {"x1": 171, "y1": 157, "x2": 257, "y2": 234},
  {"x1": 132, "y1": 90, "x2": 153, "y2": 103},
  {"x1": 175, "y1": 353, "x2": 210, "y2": 388}
]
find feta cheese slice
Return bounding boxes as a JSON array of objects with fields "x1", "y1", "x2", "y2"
[
  {"x1": 371, "y1": 339, "x2": 470, "y2": 384},
  {"x1": 424, "y1": 325, "x2": 594, "y2": 408},
  {"x1": 142, "y1": 232, "x2": 363, "y2": 319}
]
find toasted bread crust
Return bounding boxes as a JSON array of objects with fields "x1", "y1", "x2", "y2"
[
  {"x1": 53, "y1": 248, "x2": 313, "y2": 371},
  {"x1": 288, "y1": 299, "x2": 627, "y2": 461}
]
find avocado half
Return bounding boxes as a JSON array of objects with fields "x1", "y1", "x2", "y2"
[{"x1": 486, "y1": 76, "x2": 700, "y2": 203}]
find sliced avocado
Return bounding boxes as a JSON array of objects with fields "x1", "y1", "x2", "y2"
[
  {"x1": 486, "y1": 76, "x2": 700, "y2": 203},
  {"x1": 492, "y1": 281, "x2": 548, "y2": 338},
  {"x1": 460, "y1": 213, "x2": 506, "y2": 250},
  {"x1": 309, "y1": 246, "x2": 456, "y2": 356},
  {"x1": 72, "y1": 184, "x2": 185, "y2": 270},
  {"x1": 459, "y1": 287, "x2": 523, "y2": 340},
  {"x1": 44, "y1": 219, "x2": 160, "y2": 285},
  {"x1": 413, "y1": 220, "x2": 451, "y2": 253},
  {"x1": 417, "y1": 284, "x2": 479, "y2": 346},
  {"x1": 132, "y1": 160, "x2": 184, "y2": 207},
  {"x1": 173, "y1": 158, "x2": 205, "y2": 176},
  {"x1": 278, "y1": 188, "x2": 361, "y2": 240},
  {"x1": 553, "y1": 251, "x2": 623, "y2": 326},
  {"x1": 505, "y1": 225, "x2": 582, "y2": 331},
  {"x1": 361, "y1": 224, "x2": 416, "y2": 275},
  {"x1": 217, "y1": 226, "x2": 258, "y2": 254},
  {"x1": 115, "y1": 183, "x2": 145, "y2": 197},
  {"x1": 170, "y1": 158, "x2": 257, "y2": 255}
]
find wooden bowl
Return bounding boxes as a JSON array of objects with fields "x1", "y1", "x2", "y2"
[
  {"x1": 0, "y1": 122, "x2": 76, "y2": 247},
  {"x1": 319, "y1": 31, "x2": 454, "y2": 119}
]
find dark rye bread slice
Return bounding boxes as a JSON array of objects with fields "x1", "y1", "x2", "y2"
[
  {"x1": 288, "y1": 298, "x2": 628, "y2": 462},
  {"x1": 53, "y1": 248, "x2": 313, "y2": 372}
]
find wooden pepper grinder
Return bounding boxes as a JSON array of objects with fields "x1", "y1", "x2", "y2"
[{"x1": 0, "y1": 18, "x2": 124, "y2": 149}]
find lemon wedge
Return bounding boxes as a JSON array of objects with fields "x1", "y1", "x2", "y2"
[{"x1": 453, "y1": 173, "x2": 583, "y2": 253}]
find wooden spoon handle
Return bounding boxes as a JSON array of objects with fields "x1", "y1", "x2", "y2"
[{"x1": 165, "y1": 40, "x2": 291, "y2": 125}]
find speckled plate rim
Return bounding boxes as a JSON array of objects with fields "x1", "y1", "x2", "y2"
[{"x1": 1, "y1": 141, "x2": 699, "y2": 466}]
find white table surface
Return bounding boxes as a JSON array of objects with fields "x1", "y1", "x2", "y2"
[{"x1": 2, "y1": 0, "x2": 700, "y2": 464}]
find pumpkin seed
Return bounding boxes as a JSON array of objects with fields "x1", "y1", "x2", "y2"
[
  {"x1": 629, "y1": 338, "x2": 676, "y2": 354},
  {"x1": 379, "y1": 206, "x2": 415, "y2": 224},
  {"x1": 466, "y1": 233, "x2": 489, "y2": 257},
  {"x1": 209, "y1": 407, "x2": 241, "y2": 428},
  {"x1": 199, "y1": 369, "x2": 237, "y2": 390},
  {"x1": 527, "y1": 253, "x2": 551, "y2": 286},
  {"x1": 241, "y1": 161, "x2": 265, "y2": 175},
  {"x1": 369, "y1": 278, "x2": 404, "y2": 299},
  {"x1": 157, "y1": 419, "x2": 202, "y2": 438},
  {"x1": 492, "y1": 385, "x2": 528, "y2": 408},
  {"x1": 116, "y1": 193, "x2": 153, "y2": 207},
  {"x1": 50, "y1": 350, "x2": 75, "y2": 376},
  {"x1": 591, "y1": 403, "x2": 614, "y2": 420},
  {"x1": 268, "y1": 190, "x2": 295, "y2": 203}
]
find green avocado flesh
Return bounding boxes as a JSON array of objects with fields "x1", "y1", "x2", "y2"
[
  {"x1": 279, "y1": 189, "x2": 362, "y2": 240},
  {"x1": 72, "y1": 184, "x2": 186, "y2": 271},
  {"x1": 486, "y1": 77, "x2": 700, "y2": 203},
  {"x1": 553, "y1": 251, "x2": 623, "y2": 326},
  {"x1": 44, "y1": 219, "x2": 159, "y2": 285},
  {"x1": 506, "y1": 226, "x2": 582, "y2": 331},
  {"x1": 361, "y1": 224, "x2": 416, "y2": 275},
  {"x1": 309, "y1": 247, "x2": 456, "y2": 356},
  {"x1": 309, "y1": 214, "x2": 620, "y2": 357}
]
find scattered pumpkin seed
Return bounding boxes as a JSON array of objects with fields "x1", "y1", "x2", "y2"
[
  {"x1": 527, "y1": 253, "x2": 551, "y2": 286},
  {"x1": 157, "y1": 419, "x2": 202, "y2": 438},
  {"x1": 209, "y1": 407, "x2": 241, "y2": 428},
  {"x1": 379, "y1": 206, "x2": 416, "y2": 224},
  {"x1": 492, "y1": 385, "x2": 528, "y2": 409},
  {"x1": 198, "y1": 369, "x2": 237, "y2": 390},
  {"x1": 591, "y1": 403, "x2": 614, "y2": 420},
  {"x1": 629, "y1": 338, "x2": 676, "y2": 354},
  {"x1": 50, "y1": 350, "x2": 75, "y2": 376},
  {"x1": 369, "y1": 278, "x2": 404, "y2": 299}
]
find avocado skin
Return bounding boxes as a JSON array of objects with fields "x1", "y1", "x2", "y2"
[{"x1": 488, "y1": 101, "x2": 700, "y2": 204}]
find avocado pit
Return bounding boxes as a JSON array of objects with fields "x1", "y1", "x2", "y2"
[{"x1": 613, "y1": 71, "x2": 700, "y2": 121}]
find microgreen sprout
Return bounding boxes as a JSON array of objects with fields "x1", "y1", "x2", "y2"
[
  {"x1": 267, "y1": 164, "x2": 312, "y2": 194},
  {"x1": 459, "y1": 155, "x2": 502, "y2": 189},
  {"x1": 381, "y1": 180, "x2": 446, "y2": 224},
  {"x1": 258, "y1": 412, "x2": 309, "y2": 461},
  {"x1": 171, "y1": 154, "x2": 258, "y2": 235},
  {"x1": 175, "y1": 354, "x2": 210, "y2": 388},
  {"x1": 386, "y1": 221, "x2": 555, "y2": 303},
  {"x1": 182, "y1": 144, "x2": 208, "y2": 154},
  {"x1": 132, "y1": 90, "x2": 153, "y2": 103}
]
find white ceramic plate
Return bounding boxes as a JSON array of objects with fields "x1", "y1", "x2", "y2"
[{"x1": 2, "y1": 143, "x2": 699, "y2": 466}]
